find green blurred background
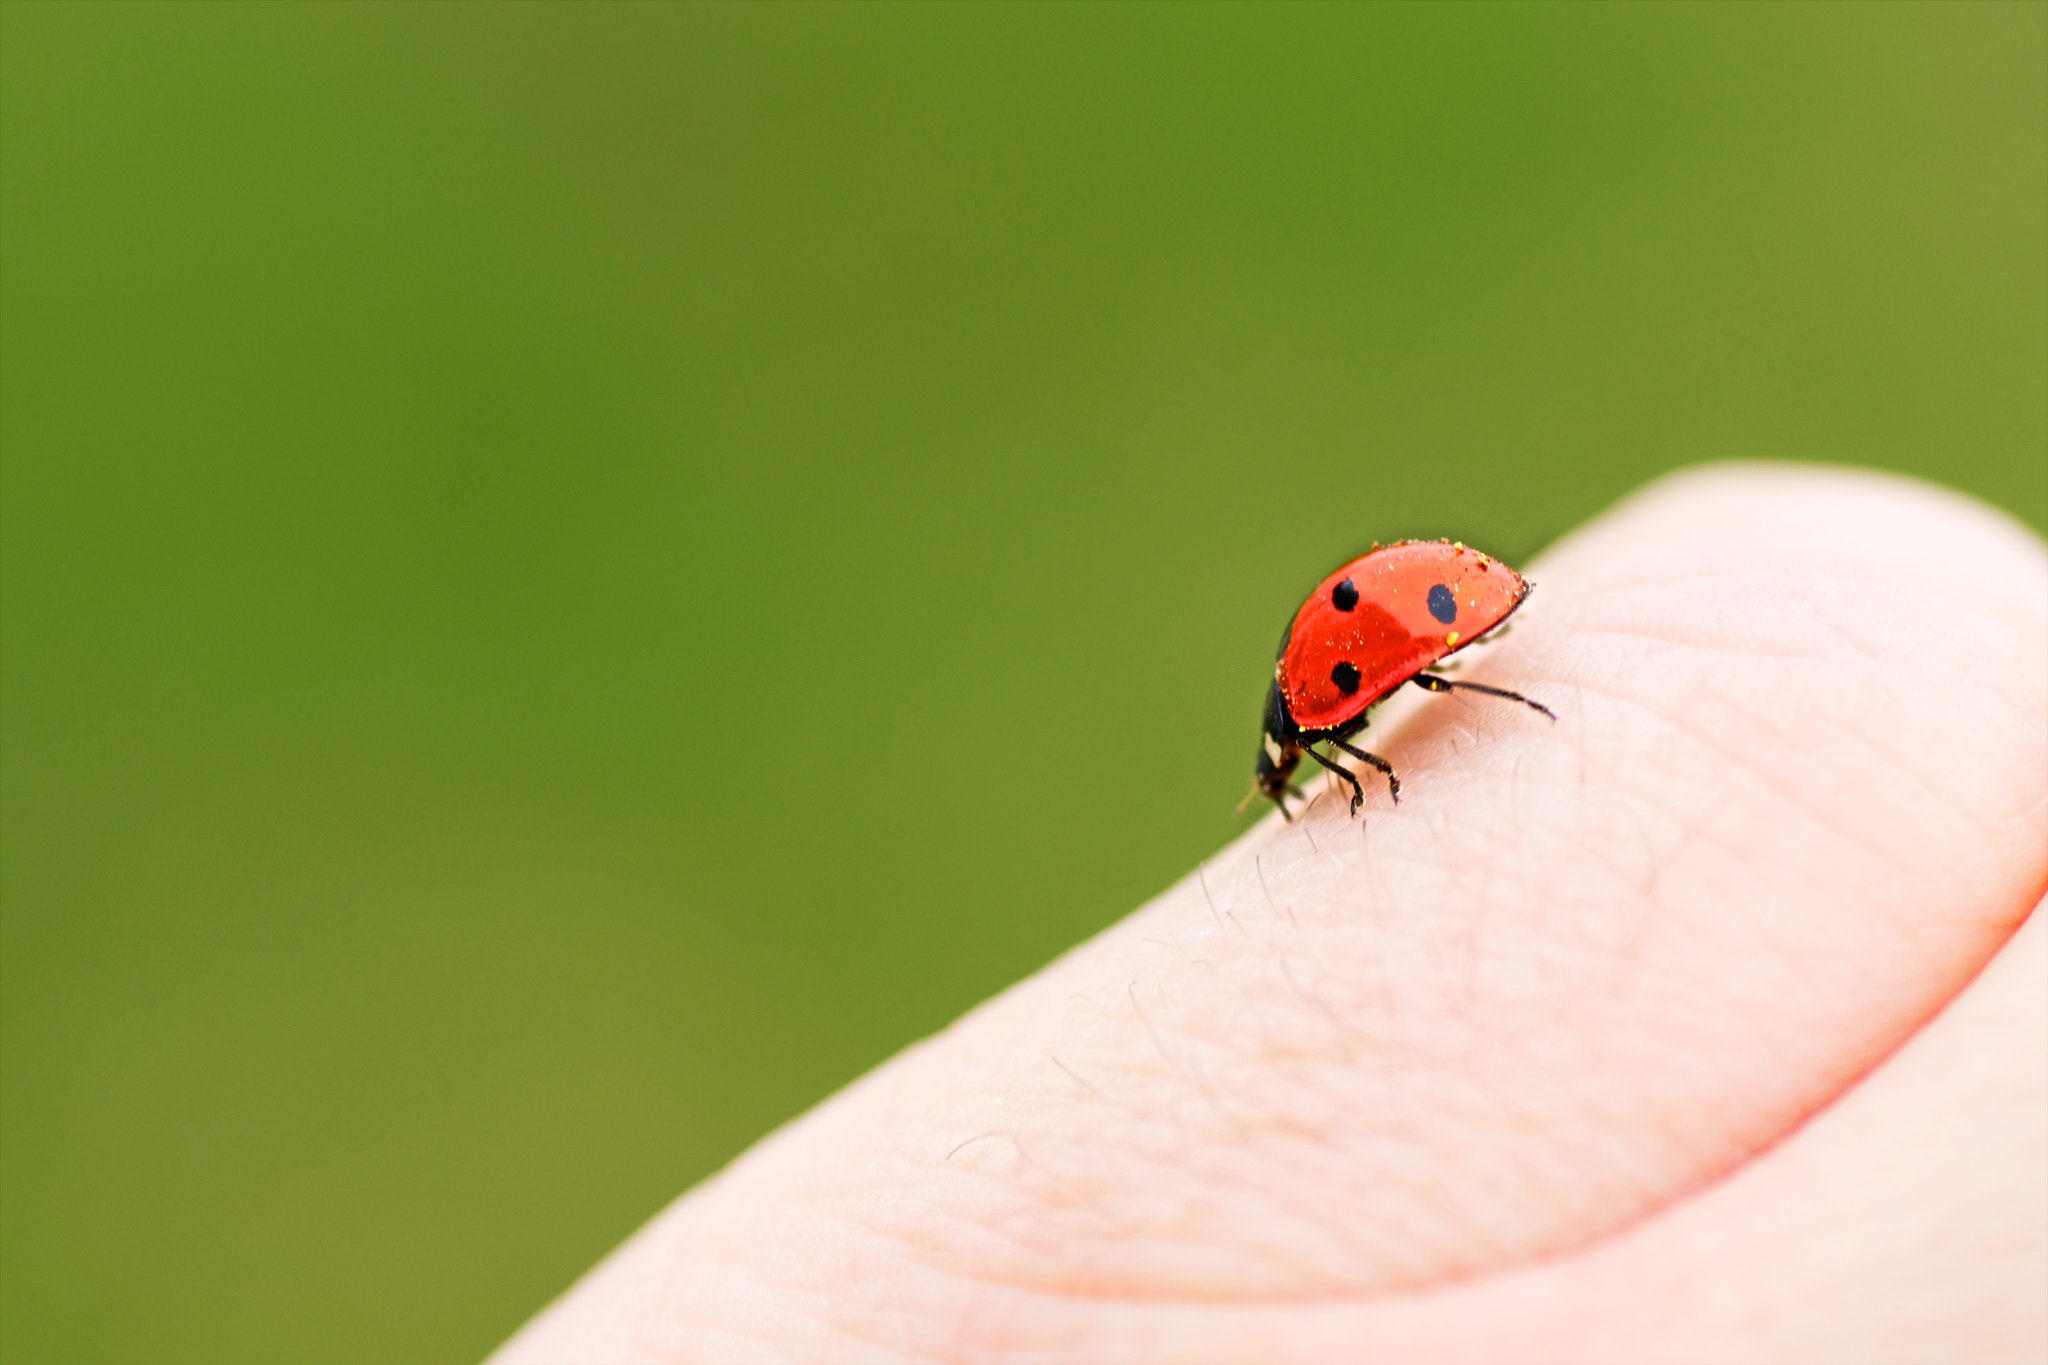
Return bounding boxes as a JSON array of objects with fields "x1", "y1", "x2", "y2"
[{"x1": 2, "y1": 3, "x2": 2041, "y2": 1361}]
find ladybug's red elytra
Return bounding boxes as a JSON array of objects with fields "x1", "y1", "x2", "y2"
[{"x1": 1250, "y1": 540, "x2": 1553, "y2": 819}]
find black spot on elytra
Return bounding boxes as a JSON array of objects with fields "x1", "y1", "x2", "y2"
[
  {"x1": 1331, "y1": 578, "x2": 1359, "y2": 612},
  {"x1": 1330, "y1": 661, "x2": 1361, "y2": 695},
  {"x1": 1427, "y1": 583, "x2": 1457, "y2": 624}
]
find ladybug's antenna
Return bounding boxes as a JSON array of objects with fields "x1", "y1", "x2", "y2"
[{"x1": 1233, "y1": 779, "x2": 1263, "y2": 818}]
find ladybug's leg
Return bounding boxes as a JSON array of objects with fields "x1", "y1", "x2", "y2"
[
  {"x1": 1298, "y1": 744, "x2": 1368, "y2": 815},
  {"x1": 1322, "y1": 737, "x2": 1400, "y2": 806},
  {"x1": 1412, "y1": 672, "x2": 1557, "y2": 721}
]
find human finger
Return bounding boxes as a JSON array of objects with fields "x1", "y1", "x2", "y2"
[{"x1": 495, "y1": 463, "x2": 2047, "y2": 1363}]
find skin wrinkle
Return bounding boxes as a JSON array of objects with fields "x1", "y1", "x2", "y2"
[
  {"x1": 1285, "y1": 757, "x2": 1777, "y2": 1042},
  {"x1": 1015, "y1": 699, "x2": 1990, "y2": 1301},
  {"x1": 823, "y1": 902, "x2": 2041, "y2": 1365},
  {"x1": 872, "y1": 916, "x2": 2039, "y2": 1365},
  {"x1": 901, "y1": 1169, "x2": 1066, "y2": 1290},
  {"x1": 779, "y1": 859, "x2": 1989, "y2": 1365},
  {"x1": 966, "y1": 1002, "x2": 1384, "y2": 1293},
  {"x1": 1040, "y1": 970, "x2": 1597, "y2": 1293},
  {"x1": 1744, "y1": 638, "x2": 2030, "y2": 850},
  {"x1": 816, "y1": 1177, "x2": 1021, "y2": 1303},
  {"x1": 743, "y1": 1076, "x2": 1827, "y2": 1338},
  {"x1": 496, "y1": 467, "x2": 2047, "y2": 1365},
  {"x1": 1550, "y1": 674, "x2": 1929, "y2": 893},
  {"x1": 1597, "y1": 765, "x2": 1843, "y2": 957}
]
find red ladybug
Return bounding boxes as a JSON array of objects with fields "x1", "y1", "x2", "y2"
[{"x1": 1250, "y1": 540, "x2": 1553, "y2": 819}]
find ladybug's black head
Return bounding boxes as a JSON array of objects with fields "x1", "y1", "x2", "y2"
[{"x1": 1250, "y1": 678, "x2": 1303, "y2": 816}]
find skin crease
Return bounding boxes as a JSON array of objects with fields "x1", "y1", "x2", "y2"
[{"x1": 494, "y1": 464, "x2": 2048, "y2": 1365}]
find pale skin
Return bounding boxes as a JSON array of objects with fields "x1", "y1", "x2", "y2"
[{"x1": 495, "y1": 464, "x2": 2048, "y2": 1364}]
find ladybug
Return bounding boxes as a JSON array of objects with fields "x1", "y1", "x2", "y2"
[{"x1": 1249, "y1": 540, "x2": 1553, "y2": 819}]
